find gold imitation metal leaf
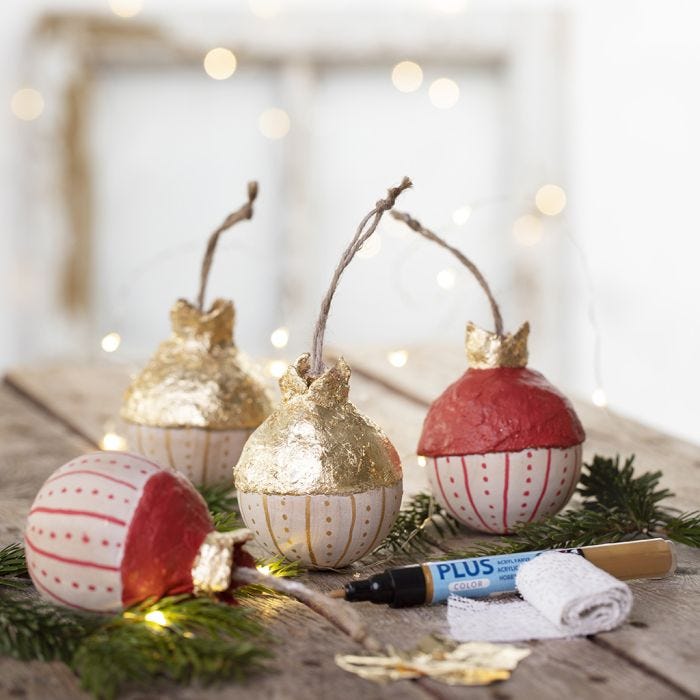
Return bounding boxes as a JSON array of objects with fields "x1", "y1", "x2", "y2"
[
  {"x1": 466, "y1": 321, "x2": 530, "y2": 369},
  {"x1": 234, "y1": 354, "x2": 402, "y2": 495},
  {"x1": 335, "y1": 637, "x2": 530, "y2": 686},
  {"x1": 121, "y1": 298, "x2": 273, "y2": 430}
]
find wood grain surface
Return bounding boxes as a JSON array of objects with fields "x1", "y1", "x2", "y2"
[{"x1": 2, "y1": 356, "x2": 699, "y2": 699}]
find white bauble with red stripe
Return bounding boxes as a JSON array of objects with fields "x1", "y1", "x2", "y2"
[
  {"x1": 427, "y1": 446, "x2": 583, "y2": 534},
  {"x1": 419, "y1": 323, "x2": 585, "y2": 535},
  {"x1": 24, "y1": 451, "x2": 214, "y2": 612}
]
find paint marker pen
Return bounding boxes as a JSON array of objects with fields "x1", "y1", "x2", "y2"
[{"x1": 338, "y1": 538, "x2": 676, "y2": 607}]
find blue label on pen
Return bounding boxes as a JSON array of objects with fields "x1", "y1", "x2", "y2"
[{"x1": 425, "y1": 550, "x2": 578, "y2": 603}]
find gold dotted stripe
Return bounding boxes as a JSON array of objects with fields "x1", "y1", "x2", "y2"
[
  {"x1": 201, "y1": 431, "x2": 211, "y2": 485},
  {"x1": 262, "y1": 494, "x2": 286, "y2": 558},
  {"x1": 365, "y1": 486, "x2": 387, "y2": 554},
  {"x1": 332, "y1": 494, "x2": 356, "y2": 568},
  {"x1": 305, "y1": 496, "x2": 319, "y2": 567}
]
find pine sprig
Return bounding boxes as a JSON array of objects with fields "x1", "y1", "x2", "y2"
[
  {"x1": 0, "y1": 592, "x2": 100, "y2": 662},
  {"x1": 74, "y1": 596, "x2": 270, "y2": 700},
  {"x1": 196, "y1": 483, "x2": 239, "y2": 517},
  {"x1": 0, "y1": 543, "x2": 28, "y2": 587},
  {"x1": 373, "y1": 492, "x2": 459, "y2": 555},
  {"x1": 448, "y1": 454, "x2": 700, "y2": 558}
]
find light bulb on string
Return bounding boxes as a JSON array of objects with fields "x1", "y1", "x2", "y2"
[
  {"x1": 436, "y1": 268, "x2": 456, "y2": 290},
  {"x1": 144, "y1": 610, "x2": 168, "y2": 626},
  {"x1": 258, "y1": 108, "x2": 290, "y2": 140},
  {"x1": 535, "y1": 184, "x2": 567, "y2": 216},
  {"x1": 452, "y1": 205, "x2": 472, "y2": 225},
  {"x1": 391, "y1": 61, "x2": 423, "y2": 93},
  {"x1": 203, "y1": 48, "x2": 237, "y2": 80},
  {"x1": 10, "y1": 88, "x2": 44, "y2": 121},
  {"x1": 101, "y1": 431, "x2": 127, "y2": 451},
  {"x1": 429, "y1": 78, "x2": 460, "y2": 109},
  {"x1": 101, "y1": 332, "x2": 121, "y2": 353},
  {"x1": 387, "y1": 350, "x2": 408, "y2": 368},
  {"x1": 270, "y1": 326, "x2": 289, "y2": 349},
  {"x1": 591, "y1": 388, "x2": 608, "y2": 408},
  {"x1": 267, "y1": 360, "x2": 287, "y2": 379},
  {"x1": 417, "y1": 456, "x2": 427, "y2": 467}
]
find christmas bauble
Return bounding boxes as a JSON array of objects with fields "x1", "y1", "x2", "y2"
[
  {"x1": 121, "y1": 299, "x2": 272, "y2": 486},
  {"x1": 234, "y1": 354, "x2": 403, "y2": 569},
  {"x1": 419, "y1": 322, "x2": 585, "y2": 534},
  {"x1": 24, "y1": 451, "x2": 254, "y2": 611}
]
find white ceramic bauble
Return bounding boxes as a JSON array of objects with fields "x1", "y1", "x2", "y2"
[
  {"x1": 427, "y1": 445, "x2": 583, "y2": 534},
  {"x1": 124, "y1": 424, "x2": 251, "y2": 487},
  {"x1": 239, "y1": 484, "x2": 402, "y2": 568}
]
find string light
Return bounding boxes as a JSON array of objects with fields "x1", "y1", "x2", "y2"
[
  {"x1": 108, "y1": 0, "x2": 143, "y2": 18},
  {"x1": 417, "y1": 456, "x2": 427, "y2": 467},
  {"x1": 535, "y1": 184, "x2": 567, "y2": 216},
  {"x1": 356, "y1": 234, "x2": 381, "y2": 259},
  {"x1": 452, "y1": 205, "x2": 472, "y2": 225},
  {"x1": 270, "y1": 326, "x2": 289, "y2": 349},
  {"x1": 387, "y1": 350, "x2": 408, "y2": 368},
  {"x1": 144, "y1": 610, "x2": 168, "y2": 626},
  {"x1": 436, "y1": 268, "x2": 456, "y2": 289},
  {"x1": 258, "y1": 108, "x2": 290, "y2": 140},
  {"x1": 391, "y1": 61, "x2": 423, "y2": 93},
  {"x1": 101, "y1": 432, "x2": 127, "y2": 450},
  {"x1": 591, "y1": 388, "x2": 608, "y2": 408},
  {"x1": 512, "y1": 214, "x2": 543, "y2": 247},
  {"x1": 429, "y1": 78, "x2": 459, "y2": 109},
  {"x1": 203, "y1": 48, "x2": 237, "y2": 80},
  {"x1": 267, "y1": 360, "x2": 287, "y2": 378},
  {"x1": 256, "y1": 564, "x2": 272, "y2": 575},
  {"x1": 248, "y1": 0, "x2": 281, "y2": 18},
  {"x1": 101, "y1": 332, "x2": 121, "y2": 353},
  {"x1": 10, "y1": 88, "x2": 44, "y2": 121}
]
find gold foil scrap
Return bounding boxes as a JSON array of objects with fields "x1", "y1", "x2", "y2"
[
  {"x1": 121, "y1": 298, "x2": 273, "y2": 429},
  {"x1": 466, "y1": 321, "x2": 530, "y2": 369},
  {"x1": 234, "y1": 354, "x2": 402, "y2": 495},
  {"x1": 192, "y1": 528, "x2": 253, "y2": 596},
  {"x1": 336, "y1": 637, "x2": 530, "y2": 686}
]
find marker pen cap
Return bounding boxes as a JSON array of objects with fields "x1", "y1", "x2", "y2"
[{"x1": 582, "y1": 538, "x2": 676, "y2": 580}]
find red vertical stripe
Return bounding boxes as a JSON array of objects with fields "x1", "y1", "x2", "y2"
[
  {"x1": 502, "y1": 453, "x2": 510, "y2": 531},
  {"x1": 461, "y1": 456, "x2": 495, "y2": 532},
  {"x1": 529, "y1": 448, "x2": 551, "y2": 522},
  {"x1": 563, "y1": 447, "x2": 582, "y2": 504},
  {"x1": 433, "y1": 458, "x2": 461, "y2": 520}
]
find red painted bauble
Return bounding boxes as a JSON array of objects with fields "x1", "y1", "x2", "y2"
[
  {"x1": 419, "y1": 323, "x2": 585, "y2": 534},
  {"x1": 24, "y1": 451, "x2": 251, "y2": 611}
]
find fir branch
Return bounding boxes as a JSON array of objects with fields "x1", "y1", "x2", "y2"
[
  {"x1": 197, "y1": 483, "x2": 239, "y2": 516},
  {"x1": 660, "y1": 511, "x2": 700, "y2": 547},
  {"x1": 73, "y1": 596, "x2": 270, "y2": 700},
  {"x1": 373, "y1": 492, "x2": 458, "y2": 556},
  {"x1": 0, "y1": 591, "x2": 100, "y2": 662},
  {"x1": 212, "y1": 511, "x2": 244, "y2": 533},
  {"x1": 0, "y1": 543, "x2": 28, "y2": 587}
]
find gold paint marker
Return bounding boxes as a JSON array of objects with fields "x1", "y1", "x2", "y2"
[{"x1": 338, "y1": 538, "x2": 676, "y2": 607}]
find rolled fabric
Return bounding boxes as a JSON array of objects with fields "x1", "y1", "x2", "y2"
[{"x1": 447, "y1": 551, "x2": 633, "y2": 642}]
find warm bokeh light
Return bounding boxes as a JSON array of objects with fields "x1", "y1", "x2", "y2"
[
  {"x1": 258, "y1": 108, "x2": 290, "y2": 139},
  {"x1": 256, "y1": 564, "x2": 272, "y2": 575},
  {"x1": 356, "y1": 234, "x2": 381, "y2": 259},
  {"x1": 101, "y1": 432, "x2": 127, "y2": 451},
  {"x1": 535, "y1": 184, "x2": 567, "y2": 216},
  {"x1": 101, "y1": 332, "x2": 121, "y2": 353},
  {"x1": 268, "y1": 360, "x2": 287, "y2": 378},
  {"x1": 429, "y1": 78, "x2": 460, "y2": 109},
  {"x1": 452, "y1": 205, "x2": 472, "y2": 225},
  {"x1": 512, "y1": 214, "x2": 543, "y2": 247},
  {"x1": 391, "y1": 61, "x2": 423, "y2": 93},
  {"x1": 10, "y1": 88, "x2": 44, "y2": 121},
  {"x1": 387, "y1": 350, "x2": 408, "y2": 368},
  {"x1": 108, "y1": 0, "x2": 143, "y2": 18},
  {"x1": 270, "y1": 326, "x2": 289, "y2": 349},
  {"x1": 592, "y1": 388, "x2": 608, "y2": 408},
  {"x1": 436, "y1": 268, "x2": 456, "y2": 289},
  {"x1": 248, "y1": 0, "x2": 281, "y2": 19},
  {"x1": 203, "y1": 48, "x2": 237, "y2": 80},
  {"x1": 417, "y1": 456, "x2": 427, "y2": 467},
  {"x1": 144, "y1": 610, "x2": 168, "y2": 626}
]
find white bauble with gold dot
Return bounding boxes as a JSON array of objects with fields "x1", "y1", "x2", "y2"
[{"x1": 234, "y1": 355, "x2": 403, "y2": 569}]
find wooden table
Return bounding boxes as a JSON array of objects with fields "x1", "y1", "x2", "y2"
[{"x1": 1, "y1": 347, "x2": 698, "y2": 700}]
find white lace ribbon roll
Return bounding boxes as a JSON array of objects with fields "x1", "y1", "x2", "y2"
[{"x1": 447, "y1": 551, "x2": 633, "y2": 642}]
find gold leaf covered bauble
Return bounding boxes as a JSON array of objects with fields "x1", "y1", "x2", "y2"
[
  {"x1": 121, "y1": 298, "x2": 272, "y2": 486},
  {"x1": 235, "y1": 354, "x2": 403, "y2": 569}
]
